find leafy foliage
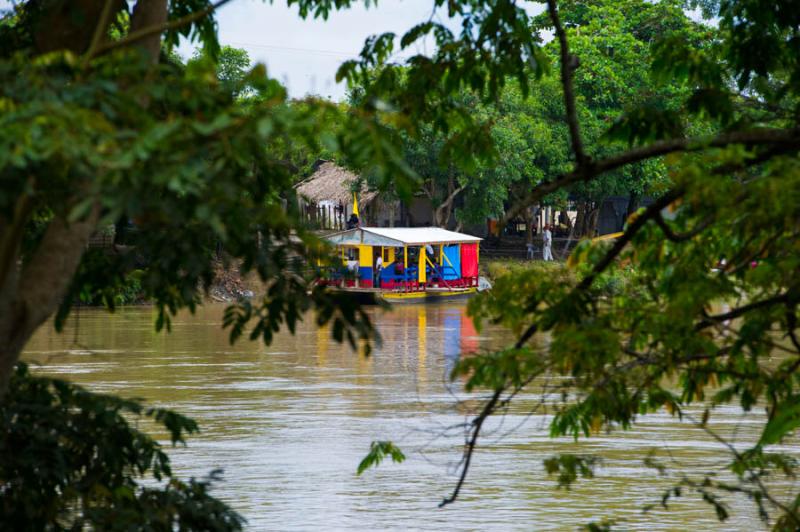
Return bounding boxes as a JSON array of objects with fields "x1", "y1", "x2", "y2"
[
  {"x1": 187, "y1": 45, "x2": 253, "y2": 96},
  {"x1": 0, "y1": 1, "x2": 412, "y2": 527},
  {"x1": 348, "y1": 0, "x2": 702, "y2": 230},
  {"x1": 356, "y1": 441, "x2": 406, "y2": 475},
  {"x1": 0, "y1": 363, "x2": 244, "y2": 530},
  {"x1": 352, "y1": 0, "x2": 800, "y2": 528},
  {"x1": 543, "y1": 454, "x2": 599, "y2": 490}
]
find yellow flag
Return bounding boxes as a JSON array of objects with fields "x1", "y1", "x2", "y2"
[{"x1": 352, "y1": 192, "x2": 359, "y2": 217}]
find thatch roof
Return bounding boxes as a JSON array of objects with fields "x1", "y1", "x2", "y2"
[{"x1": 294, "y1": 162, "x2": 378, "y2": 205}]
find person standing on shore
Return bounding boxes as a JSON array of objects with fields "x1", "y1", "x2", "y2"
[{"x1": 543, "y1": 225, "x2": 553, "y2": 261}]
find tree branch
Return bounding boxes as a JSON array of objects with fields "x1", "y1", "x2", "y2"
[
  {"x1": 546, "y1": 0, "x2": 586, "y2": 165},
  {"x1": 91, "y1": 0, "x2": 236, "y2": 59},
  {"x1": 684, "y1": 410, "x2": 800, "y2": 527},
  {"x1": 696, "y1": 293, "x2": 794, "y2": 331},
  {"x1": 439, "y1": 386, "x2": 503, "y2": 507},
  {"x1": 83, "y1": 0, "x2": 119, "y2": 64},
  {"x1": 509, "y1": 189, "x2": 683, "y2": 352},
  {"x1": 440, "y1": 183, "x2": 466, "y2": 210},
  {"x1": 653, "y1": 213, "x2": 714, "y2": 242},
  {"x1": 577, "y1": 189, "x2": 684, "y2": 291},
  {"x1": 447, "y1": 132, "x2": 798, "y2": 504},
  {"x1": 502, "y1": 127, "x2": 800, "y2": 228}
]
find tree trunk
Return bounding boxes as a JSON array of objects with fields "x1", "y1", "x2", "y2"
[
  {"x1": 0, "y1": 209, "x2": 100, "y2": 395},
  {"x1": 574, "y1": 202, "x2": 587, "y2": 237},
  {"x1": 32, "y1": 0, "x2": 114, "y2": 54},
  {"x1": 130, "y1": 0, "x2": 169, "y2": 62},
  {"x1": 588, "y1": 205, "x2": 600, "y2": 237},
  {"x1": 626, "y1": 190, "x2": 640, "y2": 220},
  {"x1": 524, "y1": 207, "x2": 534, "y2": 245},
  {"x1": 560, "y1": 217, "x2": 577, "y2": 259},
  {"x1": 433, "y1": 176, "x2": 465, "y2": 228}
]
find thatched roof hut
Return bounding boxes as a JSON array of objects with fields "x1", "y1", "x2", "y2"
[{"x1": 294, "y1": 162, "x2": 378, "y2": 206}]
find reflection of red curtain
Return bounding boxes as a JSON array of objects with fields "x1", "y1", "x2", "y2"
[
  {"x1": 461, "y1": 244, "x2": 478, "y2": 277},
  {"x1": 460, "y1": 312, "x2": 479, "y2": 354}
]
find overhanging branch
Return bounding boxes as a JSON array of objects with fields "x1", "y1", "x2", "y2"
[
  {"x1": 654, "y1": 213, "x2": 714, "y2": 242},
  {"x1": 696, "y1": 293, "x2": 794, "y2": 331},
  {"x1": 91, "y1": 0, "x2": 236, "y2": 59},
  {"x1": 546, "y1": 0, "x2": 586, "y2": 165},
  {"x1": 438, "y1": 386, "x2": 503, "y2": 507},
  {"x1": 502, "y1": 128, "x2": 800, "y2": 228}
]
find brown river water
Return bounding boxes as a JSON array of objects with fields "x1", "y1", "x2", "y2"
[{"x1": 22, "y1": 303, "x2": 797, "y2": 530}]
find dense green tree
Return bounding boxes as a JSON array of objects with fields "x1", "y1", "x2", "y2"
[
  {"x1": 350, "y1": 0, "x2": 703, "y2": 234},
  {"x1": 188, "y1": 45, "x2": 253, "y2": 95},
  {"x1": 527, "y1": 0, "x2": 709, "y2": 235}
]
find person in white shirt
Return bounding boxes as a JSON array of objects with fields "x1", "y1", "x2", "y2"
[
  {"x1": 374, "y1": 255, "x2": 383, "y2": 286},
  {"x1": 543, "y1": 225, "x2": 553, "y2": 261}
]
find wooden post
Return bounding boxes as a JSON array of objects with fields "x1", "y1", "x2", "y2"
[
  {"x1": 458, "y1": 243, "x2": 462, "y2": 280},
  {"x1": 418, "y1": 245, "x2": 427, "y2": 285}
]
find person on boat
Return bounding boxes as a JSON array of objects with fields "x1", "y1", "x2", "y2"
[
  {"x1": 346, "y1": 213, "x2": 359, "y2": 229},
  {"x1": 374, "y1": 254, "x2": 383, "y2": 287}
]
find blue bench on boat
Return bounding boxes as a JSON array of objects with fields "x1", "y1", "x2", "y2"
[{"x1": 379, "y1": 264, "x2": 418, "y2": 286}]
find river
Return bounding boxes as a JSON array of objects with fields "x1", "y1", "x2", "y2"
[{"x1": 22, "y1": 303, "x2": 792, "y2": 530}]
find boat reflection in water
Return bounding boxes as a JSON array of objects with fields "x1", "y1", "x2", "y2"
[{"x1": 314, "y1": 303, "x2": 482, "y2": 387}]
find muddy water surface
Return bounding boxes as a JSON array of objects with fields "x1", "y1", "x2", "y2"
[{"x1": 23, "y1": 303, "x2": 795, "y2": 530}]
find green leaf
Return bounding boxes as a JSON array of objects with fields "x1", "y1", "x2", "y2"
[
  {"x1": 760, "y1": 399, "x2": 800, "y2": 445},
  {"x1": 356, "y1": 441, "x2": 406, "y2": 475}
]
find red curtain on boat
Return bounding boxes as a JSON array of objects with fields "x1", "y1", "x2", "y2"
[{"x1": 461, "y1": 243, "x2": 478, "y2": 277}]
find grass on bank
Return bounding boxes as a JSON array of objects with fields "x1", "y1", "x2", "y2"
[{"x1": 483, "y1": 259, "x2": 636, "y2": 297}]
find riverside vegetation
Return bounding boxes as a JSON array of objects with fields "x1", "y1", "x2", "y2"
[{"x1": 2, "y1": 0, "x2": 800, "y2": 529}]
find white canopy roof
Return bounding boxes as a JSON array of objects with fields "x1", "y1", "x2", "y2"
[{"x1": 325, "y1": 227, "x2": 482, "y2": 247}]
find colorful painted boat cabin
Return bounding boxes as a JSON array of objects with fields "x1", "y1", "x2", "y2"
[{"x1": 322, "y1": 227, "x2": 481, "y2": 290}]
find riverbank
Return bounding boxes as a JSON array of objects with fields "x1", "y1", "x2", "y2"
[
  {"x1": 482, "y1": 258, "x2": 570, "y2": 284},
  {"x1": 482, "y1": 258, "x2": 636, "y2": 296},
  {"x1": 74, "y1": 258, "x2": 261, "y2": 307}
]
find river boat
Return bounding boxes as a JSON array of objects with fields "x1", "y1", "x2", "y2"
[{"x1": 316, "y1": 226, "x2": 484, "y2": 304}]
